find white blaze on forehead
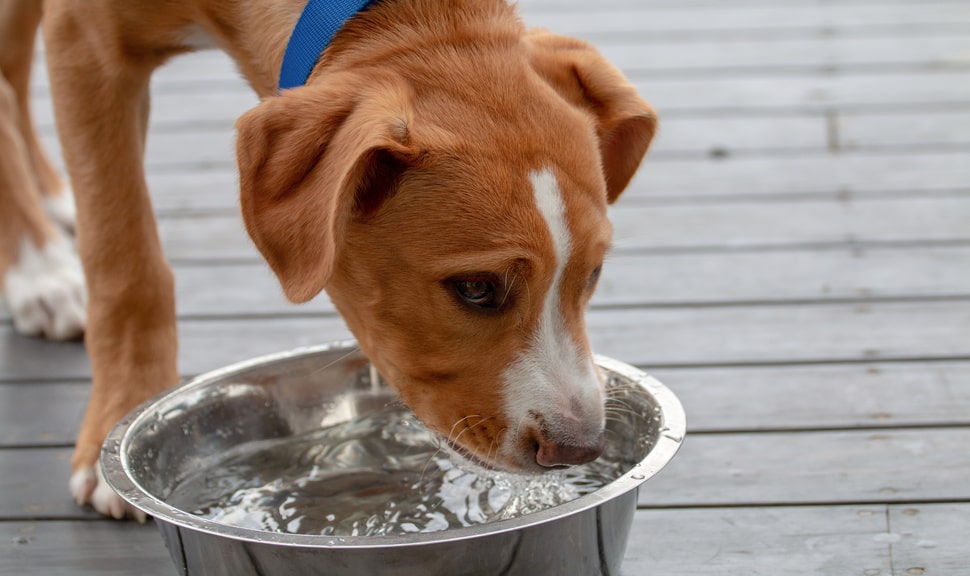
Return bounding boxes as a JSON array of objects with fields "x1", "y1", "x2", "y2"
[
  {"x1": 500, "y1": 169, "x2": 603, "y2": 461},
  {"x1": 531, "y1": 169, "x2": 571, "y2": 275}
]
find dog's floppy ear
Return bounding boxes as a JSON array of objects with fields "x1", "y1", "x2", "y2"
[
  {"x1": 526, "y1": 30, "x2": 657, "y2": 203},
  {"x1": 236, "y1": 76, "x2": 415, "y2": 303}
]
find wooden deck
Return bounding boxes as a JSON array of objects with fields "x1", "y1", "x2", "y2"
[{"x1": 3, "y1": 0, "x2": 970, "y2": 573}]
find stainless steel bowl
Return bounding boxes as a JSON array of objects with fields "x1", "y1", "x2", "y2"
[{"x1": 103, "y1": 341, "x2": 685, "y2": 576}]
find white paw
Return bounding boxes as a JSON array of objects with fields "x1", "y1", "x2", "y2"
[
  {"x1": 69, "y1": 461, "x2": 147, "y2": 523},
  {"x1": 2, "y1": 232, "x2": 86, "y2": 340},
  {"x1": 43, "y1": 185, "x2": 77, "y2": 234}
]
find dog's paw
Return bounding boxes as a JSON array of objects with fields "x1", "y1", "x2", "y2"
[
  {"x1": 69, "y1": 462, "x2": 147, "y2": 523},
  {"x1": 3, "y1": 232, "x2": 86, "y2": 340},
  {"x1": 43, "y1": 185, "x2": 77, "y2": 235}
]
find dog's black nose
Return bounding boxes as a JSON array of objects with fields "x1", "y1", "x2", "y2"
[{"x1": 534, "y1": 429, "x2": 605, "y2": 468}]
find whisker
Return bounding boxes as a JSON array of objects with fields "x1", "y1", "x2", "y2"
[
  {"x1": 420, "y1": 415, "x2": 497, "y2": 482},
  {"x1": 447, "y1": 414, "x2": 483, "y2": 445},
  {"x1": 456, "y1": 417, "x2": 495, "y2": 453},
  {"x1": 485, "y1": 430, "x2": 502, "y2": 465},
  {"x1": 604, "y1": 406, "x2": 641, "y2": 418}
]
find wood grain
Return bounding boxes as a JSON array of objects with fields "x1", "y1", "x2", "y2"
[
  {"x1": 621, "y1": 505, "x2": 892, "y2": 576},
  {"x1": 888, "y1": 504, "x2": 970, "y2": 575},
  {"x1": 135, "y1": 197, "x2": 970, "y2": 261},
  {"x1": 637, "y1": 428, "x2": 970, "y2": 507}
]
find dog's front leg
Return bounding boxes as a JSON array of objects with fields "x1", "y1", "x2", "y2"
[
  {"x1": 0, "y1": 0, "x2": 85, "y2": 340},
  {"x1": 44, "y1": 3, "x2": 179, "y2": 520}
]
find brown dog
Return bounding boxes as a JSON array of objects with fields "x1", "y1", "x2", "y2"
[{"x1": 0, "y1": 0, "x2": 655, "y2": 519}]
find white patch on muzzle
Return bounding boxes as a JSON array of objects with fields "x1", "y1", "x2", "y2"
[{"x1": 500, "y1": 169, "x2": 603, "y2": 463}]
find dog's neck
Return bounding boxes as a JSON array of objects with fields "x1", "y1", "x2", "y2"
[
  {"x1": 278, "y1": 0, "x2": 376, "y2": 90},
  {"x1": 203, "y1": 0, "x2": 519, "y2": 98}
]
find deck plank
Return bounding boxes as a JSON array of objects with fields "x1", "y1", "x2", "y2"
[
  {"x1": 8, "y1": 232, "x2": 960, "y2": 321},
  {"x1": 0, "y1": 504, "x2": 908, "y2": 576},
  {"x1": 524, "y1": 3, "x2": 970, "y2": 36},
  {"x1": 638, "y1": 71, "x2": 970, "y2": 113},
  {"x1": 630, "y1": 151, "x2": 970, "y2": 200},
  {"x1": 0, "y1": 383, "x2": 86, "y2": 447},
  {"x1": 888, "y1": 503, "x2": 970, "y2": 575},
  {"x1": 127, "y1": 152, "x2": 970, "y2": 213},
  {"x1": 38, "y1": 114, "x2": 833, "y2": 168},
  {"x1": 6, "y1": 427, "x2": 968, "y2": 519},
  {"x1": 637, "y1": 427, "x2": 970, "y2": 507},
  {"x1": 655, "y1": 360, "x2": 970, "y2": 432},
  {"x1": 0, "y1": 521, "x2": 172, "y2": 576},
  {"x1": 838, "y1": 110, "x2": 970, "y2": 149},
  {"x1": 620, "y1": 505, "x2": 892, "y2": 576},
  {"x1": 29, "y1": 67, "x2": 970, "y2": 125},
  {"x1": 588, "y1": 300, "x2": 970, "y2": 367},
  {"x1": 3, "y1": 300, "x2": 970, "y2": 380},
  {"x1": 134, "y1": 197, "x2": 970, "y2": 261},
  {"x1": 598, "y1": 34, "x2": 970, "y2": 74},
  {"x1": 172, "y1": 244, "x2": 970, "y2": 315},
  {"x1": 5, "y1": 361, "x2": 968, "y2": 446}
]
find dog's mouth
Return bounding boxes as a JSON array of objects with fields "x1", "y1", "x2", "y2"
[
  {"x1": 441, "y1": 439, "x2": 501, "y2": 471},
  {"x1": 438, "y1": 433, "x2": 559, "y2": 476}
]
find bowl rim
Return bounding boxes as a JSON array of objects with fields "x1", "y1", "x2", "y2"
[{"x1": 102, "y1": 340, "x2": 686, "y2": 549}]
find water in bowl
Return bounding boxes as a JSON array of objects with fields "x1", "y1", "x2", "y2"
[{"x1": 166, "y1": 404, "x2": 632, "y2": 537}]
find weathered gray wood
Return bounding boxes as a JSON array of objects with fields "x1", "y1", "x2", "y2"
[
  {"x1": 520, "y1": 3, "x2": 970, "y2": 36},
  {"x1": 0, "y1": 448, "x2": 97, "y2": 519},
  {"x1": 6, "y1": 360, "x2": 967, "y2": 446},
  {"x1": 637, "y1": 428, "x2": 970, "y2": 507},
  {"x1": 171, "y1": 245, "x2": 970, "y2": 316},
  {"x1": 4, "y1": 300, "x2": 969, "y2": 380},
  {"x1": 129, "y1": 152, "x2": 970, "y2": 213},
  {"x1": 6, "y1": 426, "x2": 968, "y2": 519},
  {"x1": 888, "y1": 503, "x2": 970, "y2": 576},
  {"x1": 609, "y1": 196, "x2": 970, "y2": 251},
  {"x1": 839, "y1": 110, "x2": 970, "y2": 149},
  {"x1": 588, "y1": 300, "x2": 970, "y2": 368},
  {"x1": 53, "y1": 244, "x2": 960, "y2": 319},
  {"x1": 31, "y1": 2, "x2": 970, "y2": 86},
  {"x1": 654, "y1": 360, "x2": 970, "y2": 432},
  {"x1": 631, "y1": 151, "x2": 970, "y2": 200},
  {"x1": 595, "y1": 245, "x2": 970, "y2": 305},
  {"x1": 638, "y1": 71, "x2": 970, "y2": 113},
  {"x1": 0, "y1": 521, "x2": 172, "y2": 576},
  {"x1": 39, "y1": 114, "x2": 832, "y2": 169},
  {"x1": 598, "y1": 34, "x2": 970, "y2": 75},
  {"x1": 651, "y1": 115, "x2": 829, "y2": 155},
  {"x1": 40, "y1": 130, "x2": 237, "y2": 172},
  {"x1": 620, "y1": 505, "x2": 891, "y2": 576},
  {"x1": 0, "y1": 330, "x2": 92, "y2": 382},
  {"x1": 31, "y1": 14, "x2": 970, "y2": 88},
  {"x1": 0, "y1": 506, "x2": 898, "y2": 576},
  {"x1": 0, "y1": 383, "x2": 87, "y2": 446},
  {"x1": 171, "y1": 263, "x2": 332, "y2": 316},
  {"x1": 28, "y1": 68, "x2": 970, "y2": 129},
  {"x1": 147, "y1": 196, "x2": 970, "y2": 261},
  {"x1": 517, "y1": 0, "x2": 969, "y2": 12},
  {"x1": 157, "y1": 213, "x2": 253, "y2": 260}
]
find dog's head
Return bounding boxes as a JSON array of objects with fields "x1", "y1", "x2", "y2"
[{"x1": 236, "y1": 28, "x2": 655, "y2": 472}]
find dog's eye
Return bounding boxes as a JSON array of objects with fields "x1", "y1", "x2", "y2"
[
  {"x1": 588, "y1": 265, "x2": 603, "y2": 289},
  {"x1": 453, "y1": 277, "x2": 496, "y2": 308}
]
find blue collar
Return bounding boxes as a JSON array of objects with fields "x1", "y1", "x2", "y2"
[{"x1": 278, "y1": 0, "x2": 375, "y2": 91}]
